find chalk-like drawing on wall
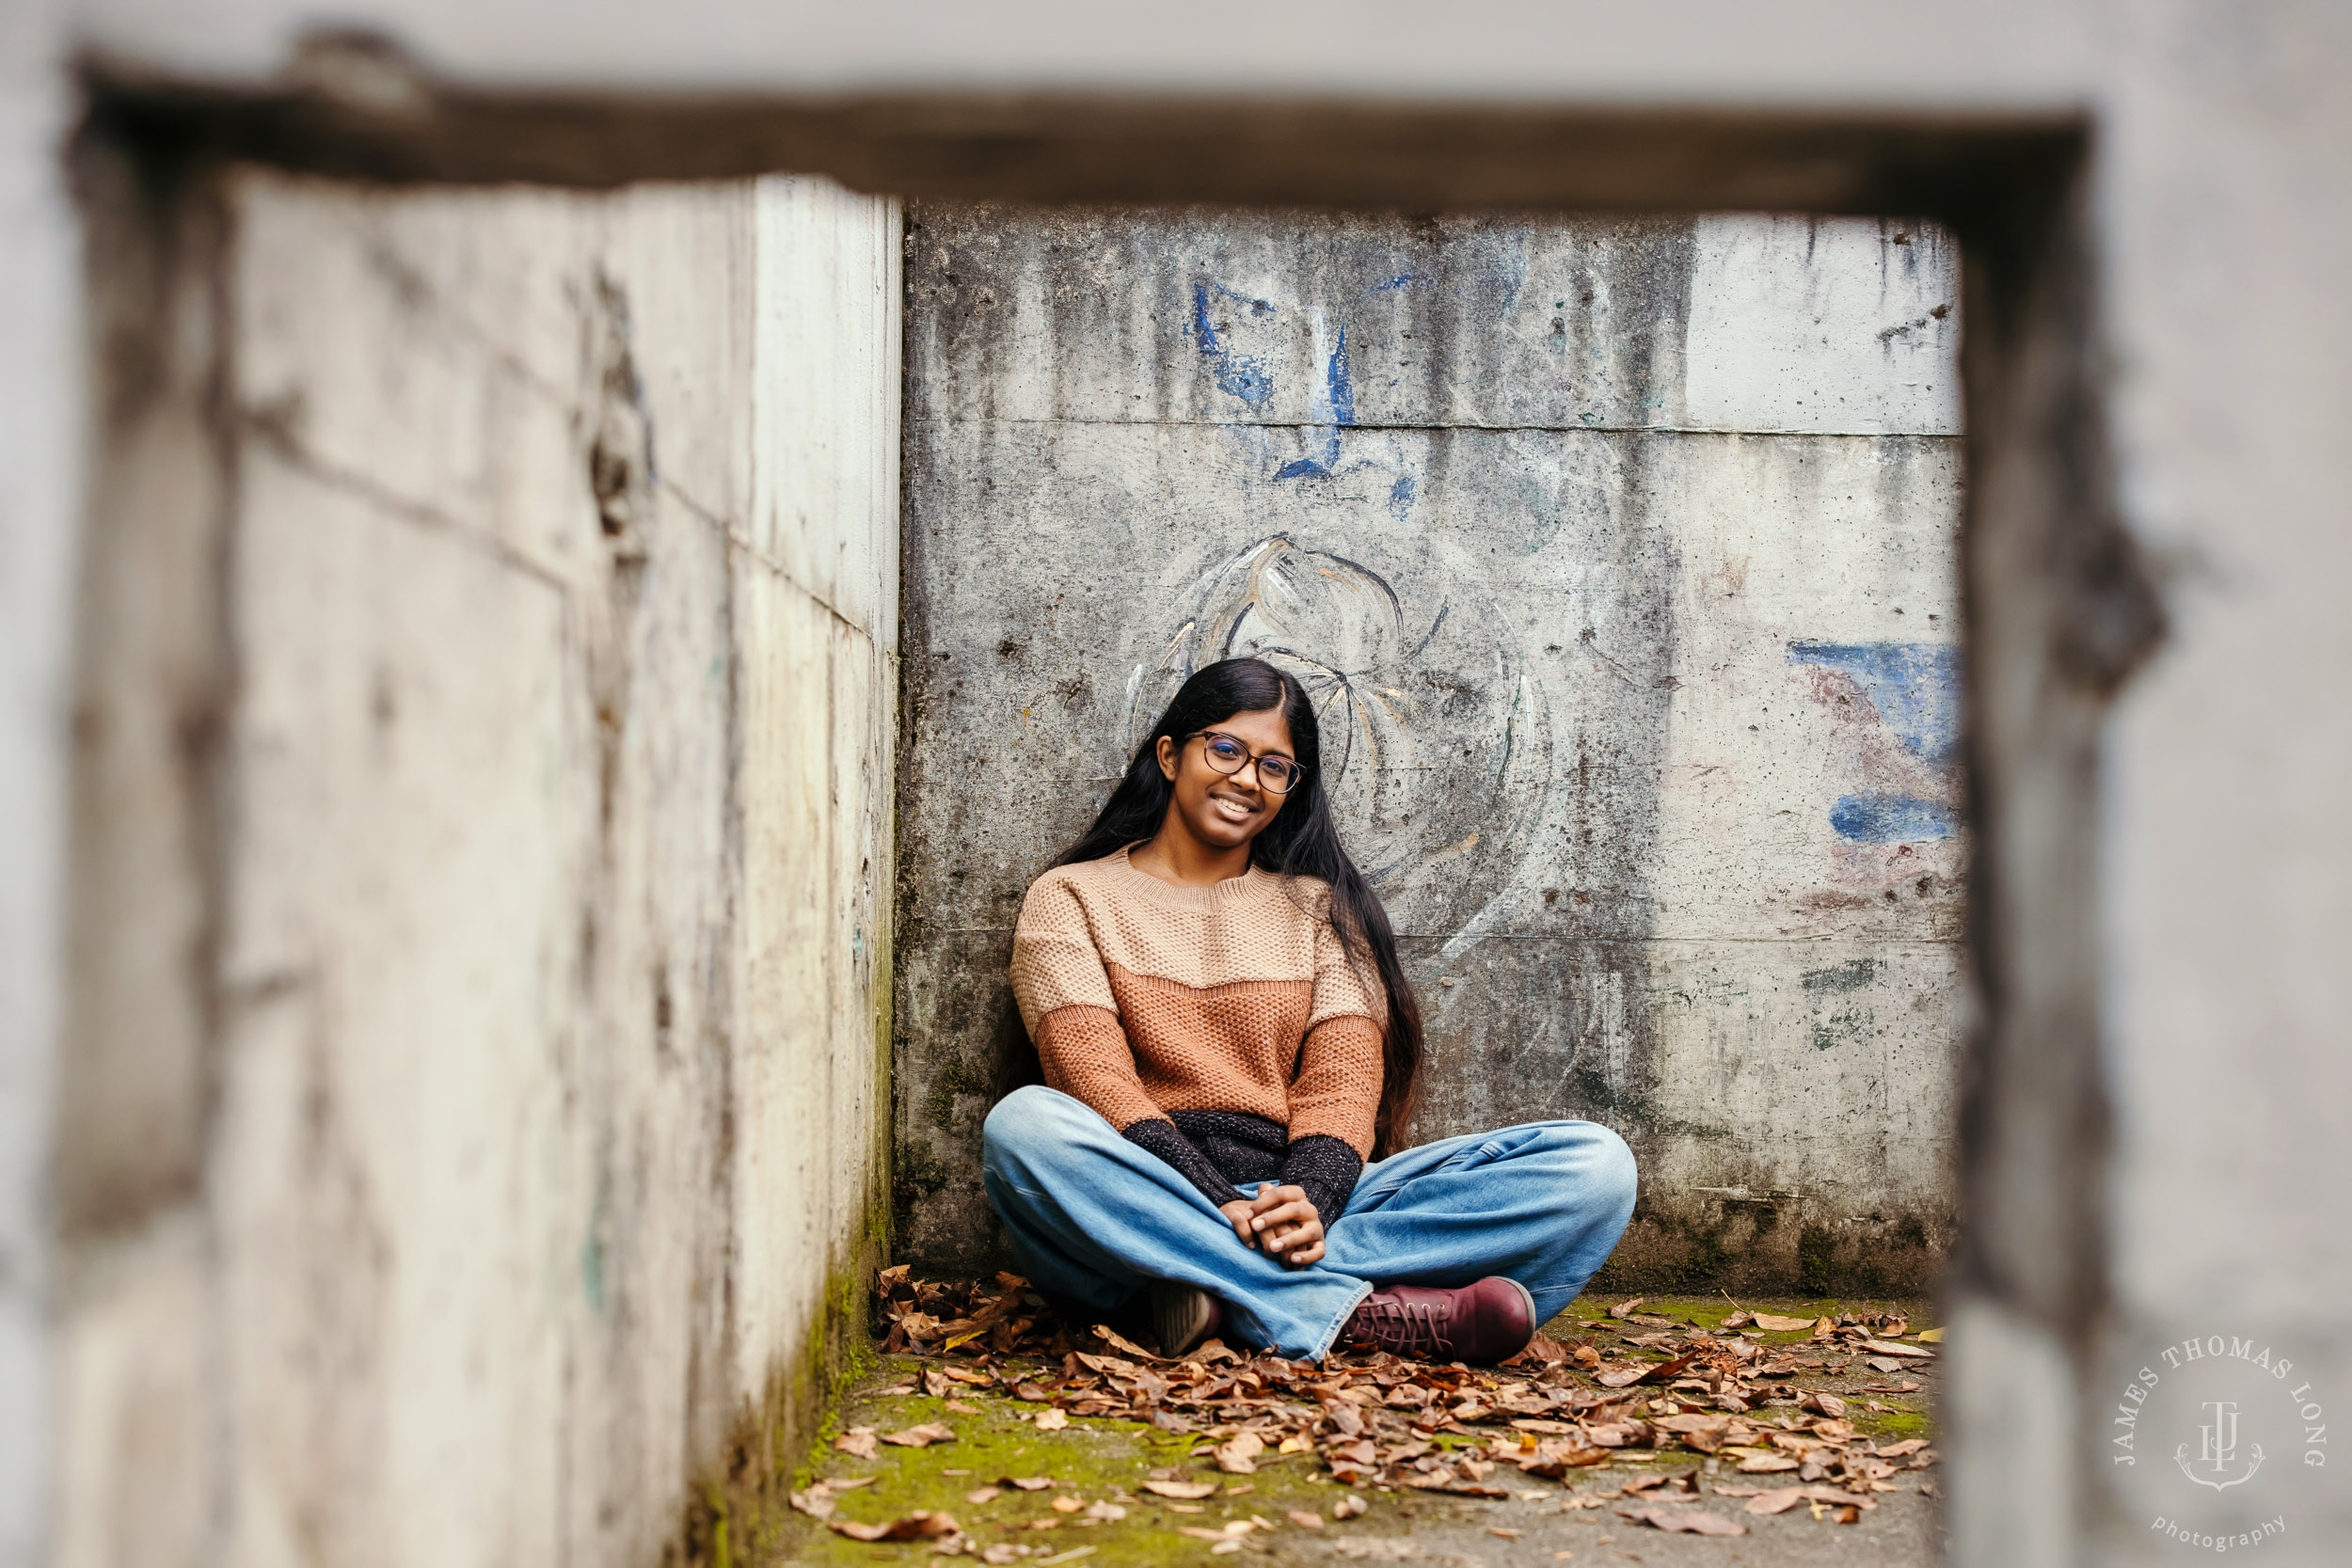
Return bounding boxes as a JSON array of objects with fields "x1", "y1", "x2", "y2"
[{"x1": 1129, "y1": 535, "x2": 1558, "y2": 944}]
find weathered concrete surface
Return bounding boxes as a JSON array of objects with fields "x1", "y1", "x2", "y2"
[
  {"x1": 51, "y1": 169, "x2": 899, "y2": 1567},
  {"x1": 0, "y1": 0, "x2": 77, "y2": 1559},
  {"x1": 898, "y1": 206, "x2": 1964, "y2": 1291}
]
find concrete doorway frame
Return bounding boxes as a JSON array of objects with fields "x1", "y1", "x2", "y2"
[{"x1": 76, "y1": 65, "x2": 2169, "y2": 1550}]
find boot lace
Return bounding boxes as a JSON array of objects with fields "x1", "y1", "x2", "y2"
[{"x1": 1346, "y1": 1294, "x2": 1454, "y2": 1358}]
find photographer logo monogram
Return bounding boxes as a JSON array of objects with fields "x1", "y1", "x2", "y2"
[{"x1": 2116, "y1": 1334, "x2": 2325, "y2": 1552}]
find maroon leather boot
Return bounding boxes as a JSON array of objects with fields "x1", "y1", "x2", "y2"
[{"x1": 1337, "y1": 1276, "x2": 1536, "y2": 1364}]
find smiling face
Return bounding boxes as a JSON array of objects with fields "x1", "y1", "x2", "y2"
[{"x1": 1154, "y1": 704, "x2": 1295, "y2": 854}]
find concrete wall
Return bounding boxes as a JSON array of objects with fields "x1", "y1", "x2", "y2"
[
  {"x1": 7, "y1": 4, "x2": 2350, "y2": 1567},
  {"x1": 0, "y1": 0, "x2": 78, "y2": 1560},
  {"x1": 51, "y1": 167, "x2": 899, "y2": 1567},
  {"x1": 897, "y1": 205, "x2": 1963, "y2": 1291}
]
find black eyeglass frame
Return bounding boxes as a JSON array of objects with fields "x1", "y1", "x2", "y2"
[{"x1": 1180, "y1": 729, "x2": 1309, "y2": 795}]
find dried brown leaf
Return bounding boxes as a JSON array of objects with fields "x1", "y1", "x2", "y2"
[
  {"x1": 1864, "y1": 1339, "x2": 1933, "y2": 1359},
  {"x1": 1141, "y1": 1480, "x2": 1218, "y2": 1499},
  {"x1": 1089, "y1": 1324, "x2": 1159, "y2": 1361},
  {"x1": 1214, "y1": 1433, "x2": 1263, "y2": 1474},
  {"x1": 1608, "y1": 1298, "x2": 1645, "y2": 1320},
  {"x1": 1737, "y1": 1453, "x2": 1801, "y2": 1473},
  {"x1": 1615, "y1": 1506, "x2": 1747, "y2": 1536},
  {"x1": 882, "y1": 1422, "x2": 957, "y2": 1448},
  {"x1": 1400, "y1": 1475, "x2": 1511, "y2": 1498},
  {"x1": 829, "y1": 1510, "x2": 962, "y2": 1543},
  {"x1": 1597, "y1": 1350, "x2": 1698, "y2": 1389}
]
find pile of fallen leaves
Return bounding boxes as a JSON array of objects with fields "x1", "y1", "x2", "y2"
[
  {"x1": 876, "y1": 1266, "x2": 1078, "y2": 1360},
  {"x1": 827, "y1": 1268, "x2": 1940, "y2": 1548}
]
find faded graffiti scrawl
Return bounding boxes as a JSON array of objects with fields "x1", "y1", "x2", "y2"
[{"x1": 1786, "y1": 641, "x2": 1962, "y2": 844}]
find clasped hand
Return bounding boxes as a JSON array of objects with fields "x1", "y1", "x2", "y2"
[{"x1": 1219, "y1": 1183, "x2": 1324, "y2": 1268}]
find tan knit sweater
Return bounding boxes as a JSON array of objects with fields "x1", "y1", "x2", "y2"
[{"x1": 1009, "y1": 848, "x2": 1388, "y2": 1158}]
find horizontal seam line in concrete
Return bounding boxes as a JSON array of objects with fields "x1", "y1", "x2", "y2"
[
  {"x1": 288, "y1": 218, "x2": 897, "y2": 643},
  {"x1": 915, "y1": 416, "x2": 1965, "y2": 440},
  {"x1": 244, "y1": 420, "x2": 890, "y2": 647},
  {"x1": 659, "y1": 472, "x2": 884, "y2": 644},
  {"x1": 244, "y1": 416, "x2": 569, "y2": 596}
]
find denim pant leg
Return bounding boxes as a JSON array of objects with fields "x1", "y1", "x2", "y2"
[
  {"x1": 980, "y1": 1085, "x2": 1374, "y2": 1360},
  {"x1": 1322, "y1": 1120, "x2": 1637, "y2": 1325}
]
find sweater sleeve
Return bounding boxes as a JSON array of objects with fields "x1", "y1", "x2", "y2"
[
  {"x1": 1124, "y1": 1119, "x2": 1246, "y2": 1213},
  {"x1": 1280, "y1": 1133, "x2": 1363, "y2": 1231},
  {"x1": 1287, "y1": 918, "x2": 1386, "y2": 1156}
]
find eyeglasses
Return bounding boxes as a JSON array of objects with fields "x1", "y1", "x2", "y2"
[{"x1": 1184, "y1": 730, "x2": 1308, "y2": 795}]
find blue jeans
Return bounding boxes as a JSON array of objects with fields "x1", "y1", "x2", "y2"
[{"x1": 980, "y1": 1085, "x2": 1638, "y2": 1361}]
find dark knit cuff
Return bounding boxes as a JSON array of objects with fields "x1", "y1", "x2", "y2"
[
  {"x1": 1123, "y1": 1118, "x2": 1241, "y2": 1214},
  {"x1": 1280, "y1": 1133, "x2": 1363, "y2": 1230}
]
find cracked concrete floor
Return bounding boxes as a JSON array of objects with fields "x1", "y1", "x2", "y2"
[{"x1": 763, "y1": 1297, "x2": 1943, "y2": 1568}]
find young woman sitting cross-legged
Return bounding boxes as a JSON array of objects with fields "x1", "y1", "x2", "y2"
[{"x1": 981, "y1": 657, "x2": 1637, "y2": 1364}]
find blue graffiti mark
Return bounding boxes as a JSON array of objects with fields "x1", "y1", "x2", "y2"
[
  {"x1": 1200, "y1": 279, "x2": 1276, "y2": 317},
  {"x1": 1327, "y1": 325, "x2": 1356, "y2": 427},
  {"x1": 1786, "y1": 641, "x2": 1961, "y2": 764},
  {"x1": 1389, "y1": 473, "x2": 1416, "y2": 520},
  {"x1": 1830, "y1": 794, "x2": 1959, "y2": 843},
  {"x1": 1191, "y1": 281, "x2": 1275, "y2": 408},
  {"x1": 1278, "y1": 324, "x2": 1356, "y2": 481},
  {"x1": 1371, "y1": 272, "x2": 1422, "y2": 293}
]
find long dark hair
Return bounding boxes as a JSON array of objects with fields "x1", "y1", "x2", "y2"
[{"x1": 994, "y1": 657, "x2": 1425, "y2": 1157}]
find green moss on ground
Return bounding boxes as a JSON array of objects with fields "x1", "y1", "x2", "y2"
[
  {"x1": 762, "y1": 1296, "x2": 1942, "y2": 1566},
  {"x1": 767, "y1": 1354, "x2": 1577, "y2": 1567}
]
